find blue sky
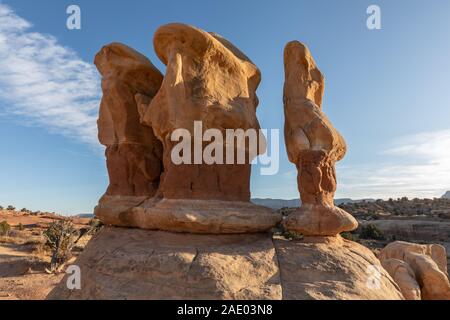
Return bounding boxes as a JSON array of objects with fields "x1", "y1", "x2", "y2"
[{"x1": 1, "y1": 0, "x2": 450, "y2": 214}]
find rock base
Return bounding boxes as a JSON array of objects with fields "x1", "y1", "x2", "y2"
[
  {"x1": 283, "y1": 204, "x2": 358, "y2": 236},
  {"x1": 47, "y1": 227, "x2": 403, "y2": 300},
  {"x1": 96, "y1": 196, "x2": 282, "y2": 234}
]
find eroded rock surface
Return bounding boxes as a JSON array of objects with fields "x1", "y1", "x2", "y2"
[
  {"x1": 93, "y1": 29, "x2": 280, "y2": 233},
  {"x1": 379, "y1": 241, "x2": 450, "y2": 300},
  {"x1": 48, "y1": 228, "x2": 403, "y2": 300},
  {"x1": 47, "y1": 227, "x2": 281, "y2": 300},
  {"x1": 380, "y1": 258, "x2": 421, "y2": 300},
  {"x1": 139, "y1": 23, "x2": 263, "y2": 202},
  {"x1": 94, "y1": 43, "x2": 164, "y2": 225},
  {"x1": 274, "y1": 236, "x2": 403, "y2": 300},
  {"x1": 282, "y1": 41, "x2": 357, "y2": 236}
]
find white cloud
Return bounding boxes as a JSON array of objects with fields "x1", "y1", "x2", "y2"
[
  {"x1": 0, "y1": 4, "x2": 100, "y2": 146},
  {"x1": 337, "y1": 129, "x2": 450, "y2": 199}
]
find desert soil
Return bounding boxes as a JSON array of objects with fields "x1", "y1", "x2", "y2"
[{"x1": 0, "y1": 210, "x2": 91, "y2": 300}]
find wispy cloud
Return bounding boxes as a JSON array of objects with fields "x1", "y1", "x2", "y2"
[
  {"x1": 0, "y1": 4, "x2": 100, "y2": 146},
  {"x1": 337, "y1": 129, "x2": 450, "y2": 199}
]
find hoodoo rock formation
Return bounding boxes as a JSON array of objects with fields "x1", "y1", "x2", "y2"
[
  {"x1": 94, "y1": 25, "x2": 281, "y2": 233},
  {"x1": 48, "y1": 27, "x2": 420, "y2": 300},
  {"x1": 282, "y1": 41, "x2": 358, "y2": 236},
  {"x1": 94, "y1": 43, "x2": 164, "y2": 227},
  {"x1": 140, "y1": 24, "x2": 263, "y2": 202}
]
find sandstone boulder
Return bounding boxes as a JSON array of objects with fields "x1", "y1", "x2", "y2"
[
  {"x1": 381, "y1": 258, "x2": 421, "y2": 300},
  {"x1": 48, "y1": 228, "x2": 403, "y2": 300},
  {"x1": 274, "y1": 236, "x2": 403, "y2": 299},
  {"x1": 379, "y1": 241, "x2": 450, "y2": 300},
  {"x1": 282, "y1": 41, "x2": 357, "y2": 236},
  {"x1": 48, "y1": 227, "x2": 282, "y2": 300}
]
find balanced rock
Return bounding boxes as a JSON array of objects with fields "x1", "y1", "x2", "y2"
[
  {"x1": 282, "y1": 41, "x2": 357, "y2": 236},
  {"x1": 379, "y1": 241, "x2": 450, "y2": 300},
  {"x1": 47, "y1": 228, "x2": 403, "y2": 300},
  {"x1": 94, "y1": 43, "x2": 164, "y2": 226}
]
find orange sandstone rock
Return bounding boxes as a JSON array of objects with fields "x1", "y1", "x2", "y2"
[
  {"x1": 282, "y1": 41, "x2": 357, "y2": 236},
  {"x1": 94, "y1": 43, "x2": 164, "y2": 225},
  {"x1": 94, "y1": 28, "x2": 280, "y2": 233},
  {"x1": 139, "y1": 23, "x2": 263, "y2": 202},
  {"x1": 379, "y1": 241, "x2": 450, "y2": 300}
]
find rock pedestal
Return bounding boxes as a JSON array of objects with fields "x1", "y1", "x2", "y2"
[
  {"x1": 47, "y1": 227, "x2": 403, "y2": 300},
  {"x1": 282, "y1": 41, "x2": 357, "y2": 236}
]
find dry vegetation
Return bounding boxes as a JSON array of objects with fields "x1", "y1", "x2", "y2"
[{"x1": 0, "y1": 208, "x2": 99, "y2": 300}]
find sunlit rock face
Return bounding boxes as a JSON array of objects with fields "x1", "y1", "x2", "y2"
[
  {"x1": 95, "y1": 42, "x2": 164, "y2": 197},
  {"x1": 47, "y1": 229, "x2": 404, "y2": 300},
  {"x1": 282, "y1": 41, "x2": 357, "y2": 236},
  {"x1": 93, "y1": 26, "x2": 280, "y2": 233},
  {"x1": 139, "y1": 23, "x2": 264, "y2": 202},
  {"x1": 94, "y1": 43, "x2": 164, "y2": 226},
  {"x1": 379, "y1": 241, "x2": 450, "y2": 300}
]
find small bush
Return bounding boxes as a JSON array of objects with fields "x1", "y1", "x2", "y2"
[
  {"x1": 359, "y1": 224, "x2": 385, "y2": 240},
  {"x1": 6, "y1": 205, "x2": 15, "y2": 211},
  {"x1": 0, "y1": 205, "x2": 3, "y2": 210},
  {"x1": 88, "y1": 218, "x2": 103, "y2": 235},
  {"x1": 44, "y1": 220, "x2": 80, "y2": 273},
  {"x1": 341, "y1": 232, "x2": 354, "y2": 241},
  {"x1": 282, "y1": 230, "x2": 303, "y2": 240},
  {"x1": 0, "y1": 220, "x2": 11, "y2": 236},
  {"x1": 17, "y1": 223, "x2": 25, "y2": 231}
]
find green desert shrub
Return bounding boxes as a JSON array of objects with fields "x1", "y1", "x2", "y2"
[
  {"x1": 6, "y1": 205, "x2": 15, "y2": 211},
  {"x1": 359, "y1": 224, "x2": 385, "y2": 240},
  {"x1": 340, "y1": 232, "x2": 354, "y2": 241},
  {"x1": 282, "y1": 230, "x2": 303, "y2": 240},
  {"x1": 0, "y1": 220, "x2": 11, "y2": 236}
]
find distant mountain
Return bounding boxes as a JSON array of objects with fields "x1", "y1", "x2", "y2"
[
  {"x1": 442, "y1": 191, "x2": 450, "y2": 199},
  {"x1": 251, "y1": 198, "x2": 373, "y2": 210},
  {"x1": 74, "y1": 213, "x2": 94, "y2": 218},
  {"x1": 251, "y1": 198, "x2": 300, "y2": 209}
]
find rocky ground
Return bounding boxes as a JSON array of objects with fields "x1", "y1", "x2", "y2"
[
  {"x1": 0, "y1": 210, "x2": 91, "y2": 300},
  {"x1": 276, "y1": 197, "x2": 450, "y2": 271}
]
